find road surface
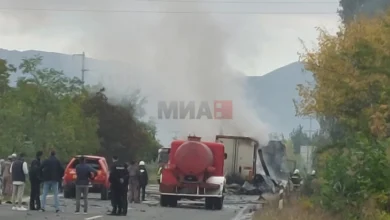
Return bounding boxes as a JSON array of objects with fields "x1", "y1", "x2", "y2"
[{"x1": 0, "y1": 184, "x2": 259, "y2": 220}]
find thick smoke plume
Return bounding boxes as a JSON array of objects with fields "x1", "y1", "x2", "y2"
[{"x1": 0, "y1": 0, "x2": 270, "y2": 145}]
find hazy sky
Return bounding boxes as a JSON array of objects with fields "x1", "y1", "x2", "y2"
[
  {"x1": 0, "y1": 0, "x2": 342, "y2": 144},
  {"x1": 0, "y1": 0, "x2": 340, "y2": 76}
]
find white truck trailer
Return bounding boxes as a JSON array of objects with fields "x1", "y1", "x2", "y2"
[{"x1": 215, "y1": 135, "x2": 259, "y2": 183}]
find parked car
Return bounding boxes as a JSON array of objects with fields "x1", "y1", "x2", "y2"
[{"x1": 63, "y1": 155, "x2": 110, "y2": 200}]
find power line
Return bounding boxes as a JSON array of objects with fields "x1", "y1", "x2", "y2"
[
  {"x1": 134, "y1": 0, "x2": 338, "y2": 3},
  {"x1": 0, "y1": 8, "x2": 338, "y2": 14}
]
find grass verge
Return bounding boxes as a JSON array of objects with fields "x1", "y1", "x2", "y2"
[{"x1": 253, "y1": 198, "x2": 339, "y2": 220}]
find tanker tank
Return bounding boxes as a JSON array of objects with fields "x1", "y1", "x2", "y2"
[{"x1": 174, "y1": 141, "x2": 214, "y2": 175}]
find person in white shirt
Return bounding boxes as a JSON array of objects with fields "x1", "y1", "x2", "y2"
[{"x1": 9, "y1": 153, "x2": 28, "y2": 211}]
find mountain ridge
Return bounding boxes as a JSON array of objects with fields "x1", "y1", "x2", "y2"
[{"x1": 0, "y1": 48, "x2": 319, "y2": 142}]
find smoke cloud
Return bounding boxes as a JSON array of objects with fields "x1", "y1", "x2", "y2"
[{"x1": 0, "y1": 0, "x2": 272, "y2": 145}]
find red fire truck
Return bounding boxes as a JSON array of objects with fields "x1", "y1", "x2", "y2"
[{"x1": 159, "y1": 135, "x2": 226, "y2": 210}]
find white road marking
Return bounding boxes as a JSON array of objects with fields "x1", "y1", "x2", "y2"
[{"x1": 85, "y1": 215, "x2": 103, "y2": 220}]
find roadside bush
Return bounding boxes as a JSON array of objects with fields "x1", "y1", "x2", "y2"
[
  {"x1": 317, "y1": 135, "x2": 390, "y2": 218},
  {"x1": 255, "y1": 196, "x2": 390, "y2": 220}
]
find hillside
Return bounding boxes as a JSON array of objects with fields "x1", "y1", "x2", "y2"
[
  {"x1": 0, "y1": 48, "x2": 318, "y2": 143},
  {"x1": 246, "y1": 62, "x2": 318, "y2": 136}
]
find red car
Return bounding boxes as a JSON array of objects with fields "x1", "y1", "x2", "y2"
[{"x1": 63, "y1": 155, "x2": 110, "y2": 200}]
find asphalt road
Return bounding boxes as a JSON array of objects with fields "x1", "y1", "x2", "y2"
[{"x1": 0, "y1": 184, "x2": 258, "y2": 220}]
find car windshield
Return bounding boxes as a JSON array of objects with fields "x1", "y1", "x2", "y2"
[{"x1": 70, "y1": 158, "x2": 101, "y2": 170}]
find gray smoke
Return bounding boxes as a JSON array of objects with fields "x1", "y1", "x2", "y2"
[{"x1": 0, "y1": 0, "x2": 271, "y2": 145}]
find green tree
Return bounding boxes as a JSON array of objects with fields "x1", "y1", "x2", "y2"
[
  {"x1": 82, "y1": 88, "x2": 160, "y2": 162},
  {"x1": 0, "y1": 59, "x2": 15, "y2": 94},
  {"x1": 296, "y1": 10, "x2": 390, "y2": 218},
  {"x1": 289, "y1": 124, "x2": 310, "y2": 154},
  {"x1": 0, "y1": 56, "x2": 99, "y2": 158},
  {"x1": 338, "y1": 0, "x2": 390, "y2": 24},
  {"x1": 0, "y1": 55, "x2": 161, "y2": 166},
  {"x1": 120, "y1": 88, "x2": 148, "y2": 119}
]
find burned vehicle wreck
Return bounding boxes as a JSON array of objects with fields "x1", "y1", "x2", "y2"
[{"x1": 238, "y1": 140, "x2": 291, "y2": 195}]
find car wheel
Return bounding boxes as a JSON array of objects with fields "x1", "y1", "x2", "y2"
[
  {"x1": 64, "y1": 186, "x2": 74, "y2": 198},
  {"x1": 101, "y1": 187, "x2": 109, "y2": 200}
]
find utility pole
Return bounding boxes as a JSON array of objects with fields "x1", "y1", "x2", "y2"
[
  {"x1": 303, "y1": 116, "x2": 317, "y2": 172},
  {"x1": 72, "y1": 51, "x2": 89, "y2": 85}
]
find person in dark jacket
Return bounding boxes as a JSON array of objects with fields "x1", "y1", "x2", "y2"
[
  {"x1": 75, "y1": 156, "x2": 97, "y2": 214},
  {"x1": 40, "y1": 150, "x2": 64, "y2": 213},
  {"x1": 120, "y1": 163, "x2": 129, "y2": 216},
  {"x1": 29, "y1": 151, "x2": 43, "y2": 210},
  {"x1": 108, "y1": 156, "x2": 127, "y2": 216},
  {"x1": 138, "y1": 161, "x2": 148, "y2": 201}
]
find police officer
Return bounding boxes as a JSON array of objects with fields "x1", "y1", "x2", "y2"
[
  {"x1": 120, "y1": 163, "x2": 129, "y2": 216},
  {"x1": 108, "y1": 156, "x2": 127, "y2": 216}
]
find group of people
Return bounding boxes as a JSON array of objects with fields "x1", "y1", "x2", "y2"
[
  {"x1": 0, "y1": 151, "x2": 64, "y2": 212},
  {"x1": 290, "y1": 169, "x2": 316, "y2": 186},
  {"x1": 0, "y1": 151, "x2": 149, "y2": 215},
  {"x1": 107, "y1": 156, "x2": 149, "y2": 216}
]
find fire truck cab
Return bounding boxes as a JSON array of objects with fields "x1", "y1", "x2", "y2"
[{"x1": 157, "y1": 147, "x2": 170, "y2": 184}]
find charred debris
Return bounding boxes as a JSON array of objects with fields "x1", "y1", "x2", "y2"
[{"x1": 226, "y1": 140, "x2": 292, "y2": 195}]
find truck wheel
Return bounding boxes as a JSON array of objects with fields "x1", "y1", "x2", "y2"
[
  {"x1": 100, "y1": 187, "x2": 109, "y2": 200},
  {"x1": 64, "y1": 186, "x2": 74, "y2": 198},
  {"x1": 160, "y1": 195, "x2": 169, "y2": 207},
  {"x1": 169, "y1": 196, "x2": 178, "y2": 207},
  {"x1": 214, "y1": 197, "x2": 224, "y2": 210},
  {"x1": 205, "y1": 197, "x2": 213, "y2": 210}
]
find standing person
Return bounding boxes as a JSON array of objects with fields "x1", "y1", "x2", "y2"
[
  {"x1": 138, "y1": 161, "x2": 148, "y2": 201},
  {"x1": 120, "y1": 163, "x2": 129, "y2": 216},
  {"x1": 2, "y1": 156, "x2": 13, "y2": 203},
  {"x1": 10, "y1": 153, "x2": 28, "y2": 211},
  {"x1": 108, "y1": 156, "x2": 126, "y2": 216},
  {"x1": 75, "y1": 156, "x2": 97, "y2": 214},
  {"x1": 29, "y1": 151, "x2": 43, "y2": 210},
  {"x1": 127, "y1": 161, "x2": 140, "y2": 203},
  {"x1": 40, "y1": 150, "x2": 64, "y2": 213},
  {"x1": 0, "y1": 159, "x2": 4, "y2": 204}
]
